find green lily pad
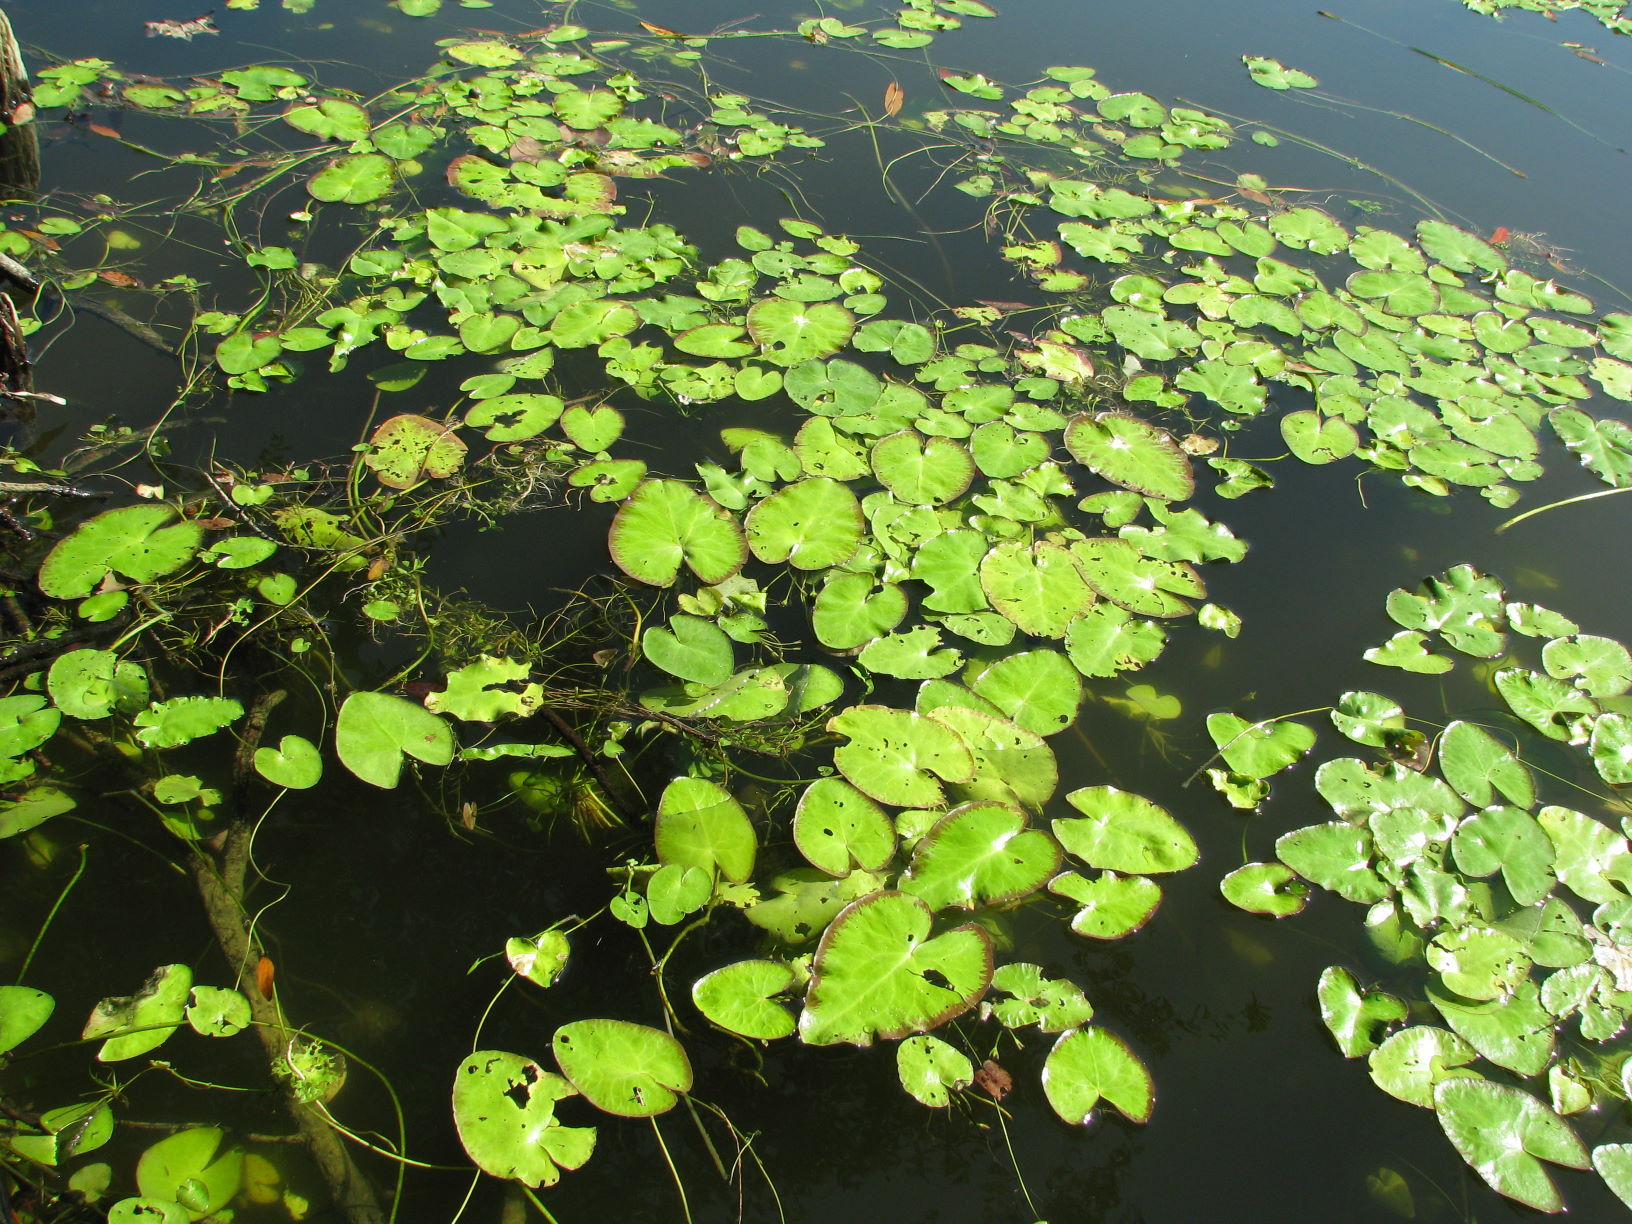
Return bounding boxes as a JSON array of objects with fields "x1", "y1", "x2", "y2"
[
  {"x1": 453, "y1": 1051, "x2": 595, "y2": 1186},
  {"x1": 427, "y1": 655, "x2": 543, "y2": 723},
  {"x1": 1318, "y1": 966, "x2": 1408, "y2": 1057},
  {"x1": 1428, "y1": 979, "x2": 1555, "y2": 1076},
  {"x1": 560, "y1": 404, "x2": 625, "y2": 453},
  {"x1": 1368, "y1": 1025, "x2": 1478, "y2": 1108},
  {"x1": 1330, "y1": 691, "x2": 1406, "y2": 747},
  {"x1": 308, "y1": 153, "x2": 395, "y2": 204},
  {"x1": 132, "y1": 696, "x2": 244, "y2": 750},
  {"x1": 746, "y1": 298, "x2": 855, "y2": 364},
  {"x1": 979, "y1": 540, "x2": 1096, "y2": 638},
  {"x1": 829, "y1": 705, "x2": 975, "y2": 808},
  {"x1": 1427, "y1": 925, "x2": 1531, "y2": 1000},
  {"x1": 745, "y1": 478, "x2": 864, "y2": 569},
  {"x1": 643, "y1": 615, "x2": 734, "y2": 687},
  {"x1": 1064, "y1": 413, "x2": 1193, "y2": 501},
  {"x1": 553, "y1": 1019, "x2": 691, "y2": 1118},
  {"x1": 1275, "y1": 823, "x2": 1389, "y2": 903},
  {"x1": 252, "y1": 734, "x2": 323, "y2": 790},
  {"x1": 46, "y1": 649, "x2": 147, "y2": 720},
  {"x1": 1364, "y1": 630, "x2": 1456, "y2": 674},
  {"x1": 0, "y1": 985, "x2": 54, "y2": 1054},
  {"x1": 900, "y1": 801, "x2": 1061, "y2": 910},
  {"x1": 1594, "y1": 1145, "x2": 1632, "y2": 1210},
  {"x1": 335, "y1": 692, "x2": 454, "y2": 788},
  {"x1": 1050, "y1": 870, "x2": 1163, "y2": 939},
  {"x1": 966, "y1": 649, "x2": 1082, "y2": 737},
  {"x1": 691, "y1": 961, "x2": 797, "y2": 1041},
  {"x1": 1070, "y1": 538, "x2": 1203, "y2": 619},
  {"x1": 793, "y1": 778, "x2": 895, "y2": 875},
  {"x1": 609, "y1": 479, "x2": 749, "y2": 587},
  {"x1": 926, "y1": 705, "x2": 1059, "y2": 809},
  {"x1": 364, "y1": 414, "x2": 467, "y2": 488},
  {"x1": 1452, "y1": 806, "x2": 1555, "y2": 907},
  {"x1": 812, "y1": 573, "x2": 909, "y2": 650},
  {"x1": 1544, "y1": 634, "x2": 1632, "y2": 698},
  {"x1": 1043, "y1": 1026, "x2": 1154, "y2": 1124},
  {"x1": 1282, "y1": 411, "x2": 1359, "y2": 464},
  {"x1": 870, "y1": 432, "x2": 975, "y2": 505},
  {"x1": 897, "y1": 1034, "x2": 974, "y2": 1107},
  {"x1": 84, "y1": 965, "x2": 193, "y2": 1063},
  {"x1": 135, "y1": 1127, "x2": 242, "y2": 1221},
  {"x1": 1206, "y1": 712, "x2": 1315, "y2": 779},
  {"x1": 1591, "y1": 712, "x2": 1632, "y2": 785},
  {"x1": 1495, "y1": 667, "x2": 1597, "y2": 744},
  {"x1": 1439, "y1": 719, "x2": 1534, "y2": 807},
  {"x1": 1064, "y1": 604, "x2": 1167, "y2": 677},
  {"x1": 988, "y1": 963, "x2": 1093, "y2": 1032},
  {"x1": 799, "y1": 890, "x2": 992, "y2": 1046},
  {"x1": 1242, "y1": 55, "x2": 1318, "y2": 89},
  {"x1": 506, "y1": 931, "x2": 571, "y2": 988},
  {"x1": 39, "y1": 505, "x2": 204, "y2": 599},
  {"x1": 1550, "y1": 406, "x2": 1632, "y2": 486},
  {"x1": 654, "y1": 776, "x2": 756, "y2": 884},
  {"x1": 1053, "y1": 786, "x2": 1196, "y2": 875},
  {"x1": 1220, "y1": 862, "x2": 1308, "y2": 917},
  {"x1": 1434, "y1": 1079, "x2": 1586, "y2": 1214},
  {"x1": 184, "y1": 986, "x2": 251, "y2": 1038}
]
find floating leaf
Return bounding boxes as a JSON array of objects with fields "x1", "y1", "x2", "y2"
[
  {"x1": 966, "y1": 649, "x2": 1082, "y2": 737},
  {"x1": 38, "y1": 505, "x2": 203, "y2": 599},
  {"x1": 135, "y1": 1128, "x2": 242, "y2": 1220},
  {"x1": 0, "y1": 985, "x2": 54, "y2": 1054},
  {"x1": 643, "y1": 615, "x2": 734, "y2": 686},
  {"x1": 1064, "y1": 413, "x2": 1193, "y2": 501},
  {"x1": 506, "y1": 932, "x2": 570, "y2": 988},
  {"x1": 1433, "y1": 1079, "x2": 1586, "y2": 1214},
  {"x1": 828, "y1": 705, "x2": 975, "y2": 808},
  {"x1": 307, "y1": 153, "x2": 395, "y2": 204},
  {"x1": 133, "y1": 696, "x2": 244, "y2": 749},
  {"x1": 980, "y1": 540, "x2": 1096, "y2": 638},
  {"x1": 900, "y1": 801, "x2": 1061, "y2": 910},
  {"x1": 897, "y1": 1034, "x2": 974, "y2": 1107},
  {"x1": 1242, "y1": 55, "x2": 1318, "y2": 89},
  {"x1": 1043, "y1": 1026, "x2": 1153, "y2": 1124},
  {"x1": 1368, "y1": 1025, "x2": 1478, "y2": 1108},
  {"x1": 84, "y1": 965, "x2": 192, "y2": 1062},
  {"x1": 988, "y1": 963, "x2": 1093, "y2": 1032},
  {"x1": 453, "y1": 1051, "x2": 595, "y2": 1186},
  {"x1": 812, "y1": 573, "x2": 908, "y2": 650},
  {"x1": 1054, "y1": 786, "x2": 1196, "y2": 874},
  {"x1": 745, "y1": 478, "x2": 864, "y2": 569},
  {"x1": 553, "y1": 1019, "x2": 691, "y2": 1117},
  {"x1": 1318, "y1": 966, "x2": 1408, "y2": 1057},
  {"x1": 691, "y1": 961, "x2": 796, "y2": 1041},
  {"x1": 655, "y1": 776, "x2": 756, "y2": 884},
  {"x1": 335, "y1": 692, "x2": 454, "y2": 788},
  {"x1": 799, "y1": 891, "x2": 992, "y2": 1047},
  {"x1": 793, "y1": 778, "x2": 895, "y2": 875},
  {"x1": 47, "y1": 649, "x2": 147, "y2": 720},
  {"x1": 1050, "y1": 870, "x2": 1163, "y2": 939},
  {"x1": 1439, "y1": 720, "x2": 1534, "y2": 808},
  {"x1": 609, "y1": 480, "x2": 748, "y2": 587},
  {"x1": 1206, "y1": 712, "x2": 1315, "y2": 779},
  {"x1": 870, "y1": 432, "x2": 975, "y2": 505},
  {"x1": 1220, "y1": 862, "x2": 1308, "y2": 917}
]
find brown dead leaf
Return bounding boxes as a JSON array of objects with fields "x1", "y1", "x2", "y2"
[
  {"x1": 975, "y1": 1060, "x2": 1012, "y2": 1101},
  {"x1": 508, "y1": 136, "x2": 547, "y2": 164},
  {"x1": 8, "y1": 102, "x2": 34, "y2": 126},
  {"x1": 145, "y1": 15, "x2": 218, "y2": 41},
  {"x1": 459, "y1": 801, "x2": 479, "y2": 831},
  {"x1": 192, "y1": 517, "x2": 235, "y2": 531},
  {"x1": 87, "y1": 123, "x2": 122, "y2": 140},
  {"x1": 255, "y1": 956, "x2": 275, "y2": 999},
  {"x1": 639, "y1": 20, "x2": 685, "y2": 37},
  {"x1": 1179, "y1": 434, "x2": 1220, "y2": 456},
  {"x1": 883, "y1": 82, "x2": 905, "y2": 118},
  {"x1": 1237, "y1": 186, "x2": 1273, "y2": 205},
  {"x1": 97, "y1": 269, "x2": 141, "y2": 288},
  {"x1": 366, "y1": 555, "x2": 391, "y2": 582}
]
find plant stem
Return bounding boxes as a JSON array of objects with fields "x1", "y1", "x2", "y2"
[
  {"x1": 649, "y1": 1116, "x2": 695, "y2": 1224},
  {"x1": 15, "y1": 844, "x2": 87, "y2": 986}
]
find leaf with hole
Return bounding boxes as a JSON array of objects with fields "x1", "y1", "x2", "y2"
[
  {"x1": 452, "y1": 1051, "x2": 595, "y2": 1186},
  {"x1": 39, "y1": 505, "x2": 204, "y2": 599},
  {"x1": 798, "y1": 891, "x2": 992, "y2": 1047},
  {"x1": 745, "y1": 478, "x2": 864, "y2": 569},
  {"x1": 793, "y1": 778, "x2": 895, "y2": 876}
]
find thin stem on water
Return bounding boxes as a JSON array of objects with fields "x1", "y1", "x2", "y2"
[
  {"x1": 16, "y1": 843, "x2": 88, "y2": 985},
  {"x1": 649, "y1": 1116, "x2": 695, "y2": 1224}
]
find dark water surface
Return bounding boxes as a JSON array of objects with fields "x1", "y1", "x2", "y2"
[{"x1": 6, "y1": 1, "x2": 1632, "y2": 1221}]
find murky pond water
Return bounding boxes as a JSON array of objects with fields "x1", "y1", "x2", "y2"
[{"x1": 5, "y1": 1, "x2": 1632, "y2": 1221}]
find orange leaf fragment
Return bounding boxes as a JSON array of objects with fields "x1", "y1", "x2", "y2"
[
  {"x1": 975, "y1": 1059, "x2": 1012, "y2": 1101},
  {"x1": 255, "y1": 956, "x2": 275, "y2": 999},
  {"x1": 87, "y1": 123, "x2": 121, "y2": 140},
  {"x1": 1488, "y1": 225, "x2": 1511, "y2": 245},
  {"x1": 639, "y1": 20, "x2": 684, "y2": 37},
  {"x1": 883, "y1": 82, "x2": 905, "y2": 118}
]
